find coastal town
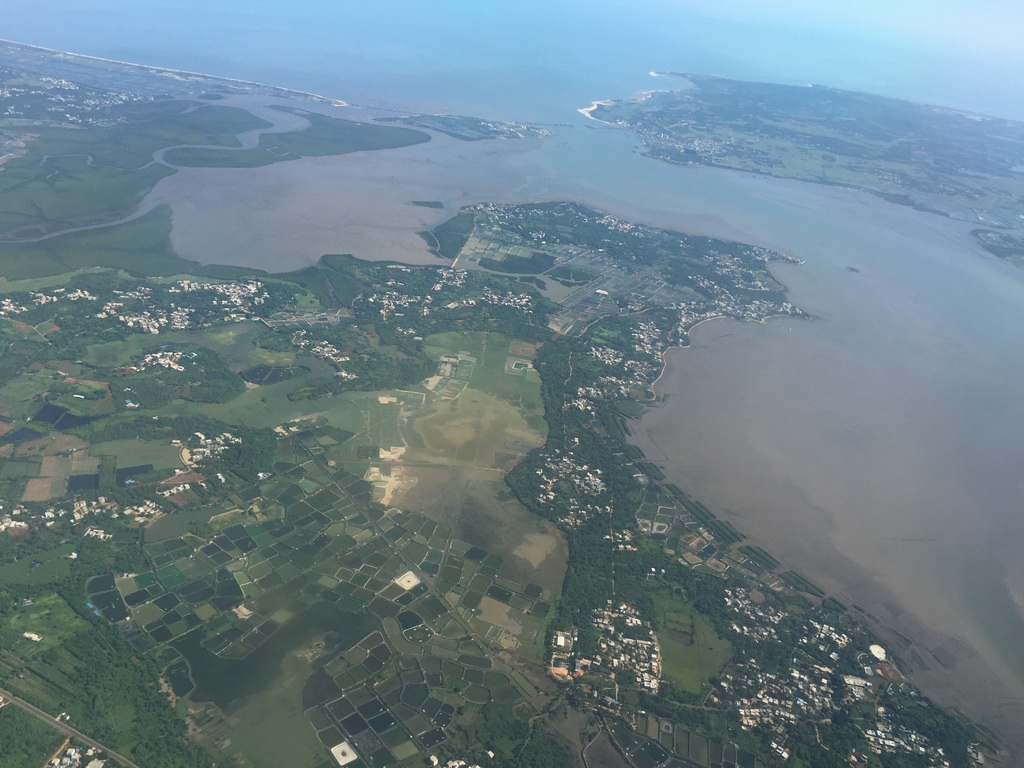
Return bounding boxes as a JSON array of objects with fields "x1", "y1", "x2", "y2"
[{"x1": 452, "y1": 202, "x2": 807, "y2": 338}]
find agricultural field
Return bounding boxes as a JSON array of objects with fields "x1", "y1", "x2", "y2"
[
  {"x1": 632, "y1": 714, "x2": 763, "y2": 768},
  {"x1": 66, "y1": 422, "x2": 557, "y2": 767},
  {"x1": 0, "y1": 369, "x2": 54, "y2": 419},
  {"x1": 91, "y1": 438, "x2": 184, "y2": 473}
]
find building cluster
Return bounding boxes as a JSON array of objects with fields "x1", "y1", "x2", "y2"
[
  {"x1": 97, "y1": 287, "x2": 191, "y2": 334},
  {"x1": 595, "y1": 213, "x2": 639, "y2": 233},
  {"x1": 589, "y1": 346, "x2": 624, "y2": 366},
  {"x1": 534, "y1": 449, "x2": 609, "y2": 527},
  {"x1": 93, "y1": 280, "x2": 273, "y2": 334},
  {"x1": 720, "y1": 659, "x2": 838, "y2": 741},
  {"x1": 159, "y1": 482, "x2": 193, "y2": 499},
  {"x1": 0, "y1": 69, "x2": 147, "y2": 125},
  {"x1": 480, "y1": 289, "x2": 533, "y2": 311},
  {"x1": 130, "y1": 350, "x2": 187, "y2": 372},
  {"x1": 568, "y1": 332, "x2": 667, "y2": 414},
  {"x1": 590, "y1": 601, "x2": 662, "y2": 693},
  {"x1": 364, "y1": 290, "x2": 428, "y2": 320},
  {"x1": 635, "y1": 129, "x2": 734, "y2": 164},
  {"x1": 603, "y1": 529, "x2": 637, "y2": 551},
  {"x1": 0, "y1": 286, "x2": 99, "y2": 316},
  {"x1": 46, "y1": 744, "x2": 107, "y2": 768},
  {"x1": 124, "y1": 499, "x2": 162, "y2": 523},
  {"x1": 711, "y1": 590, "x2": 963, "y2": 765},
  {"x1": 723, "y1": 587, "x2": 785, "y2": 643},
  {"x1": 0, "y1": 494, "x2": 164, "y2": 534},
  {"x1": 801, "y1": 618, "x2": 851, "y2": 664},
  {"x1": 467, "y1": 201, "x2": 806, "y2": 339},
  {"x1": 168, "y1": 279, "x2": 269, "y2": 309},
  {"x1": 430, "y1": 268, "x2": 468, "y2": 292},
  {"x1": 188, "y1": 431, "x2": 242, "y2": 464},
  {"x1": 292, "y1": 331, "x2": 358, "y2": 379},
  {"x1": 427, "y1": 753, "x2": 494, "y2": 768},
  {"x1": 863, "y1": 714, "x2": 952, "y2": 767},
  {"x1": 673, "y1": 285, "x2": 806, "y2": 336}
]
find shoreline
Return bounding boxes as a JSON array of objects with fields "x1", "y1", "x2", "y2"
[
  {"x1": 576, "y1": 99, "x2": 614, "y2": 121},
  {"x1": 649, "y1": 312, "x2": 797, "y2": 391},
  {"x1": 633, "y1": 318, "x2": 1024, "y2": 759},
  {"x1": 0, "y1": 37, "x2": 348, "y2": 106}
]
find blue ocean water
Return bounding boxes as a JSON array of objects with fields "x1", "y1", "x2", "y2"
[{"x1": 5, "y1": 0, "x2": 1023, "y2": 120}]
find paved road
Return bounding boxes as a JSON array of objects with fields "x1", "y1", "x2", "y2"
[{"x1": 0, "y1": 686, "x2": 141, "y2": 768}]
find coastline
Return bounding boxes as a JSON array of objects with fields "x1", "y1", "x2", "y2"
[
  {"x1": 648, "y1": 318, "x2": 716, "y2": 391},
  {"x1": 576, "y1": 99, "x2": 614, "y2": 121},
  {"x1": 2, "y1": 29, "x2": 1020, "y2": 759},
  {"x1": 0, "y1": 37, "x2": 348, "y2": 106},
  {"x1": 632, "y1": 318, "x2": 1024, "y2": 759},
  {"x1": 649, "y1": 312, "x2": 797, "y2": 391}
]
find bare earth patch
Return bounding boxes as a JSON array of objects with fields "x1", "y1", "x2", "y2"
[
  {"x1": 513, "y1": 532, "x2": 557, "y2": 568},
  {"x1": 477, "y1": 596, "x2": 523, "y2": 636}
]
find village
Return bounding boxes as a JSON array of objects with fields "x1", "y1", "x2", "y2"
[
  {"x1": 549, "y1": 601, "x2": 663, "y2": 698},
  {"x1": 0, "y1": 495, "x2": 164, "y2": 533},
  {"x1": 532, "y1": 449, "x2": 610, "y2": 528}
]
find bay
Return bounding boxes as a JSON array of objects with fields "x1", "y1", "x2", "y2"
[{"x1": 5, "y1": 0, "x2": 1024, "y2": 751}]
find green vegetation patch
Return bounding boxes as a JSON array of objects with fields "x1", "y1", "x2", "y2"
[
  {"x1": 1, "y1": 593, "x2": 88, "y2": 655},
  {"x1": 0, "y1": 543, "x2": 76, "y2": 586},
  {"x1": 92, "y1": 437, "x2": 183, "y2": 471},
  {"x1": 164, "y1": 108, "x2": 430, "y2": 168},
  {"x1": 0, "y1": 706, "x2": 65, "y2": 768},
  {"x1": 0, "y1": 206, "x2": 195, "y2": 281},
  {"x1": 651, "y1": 589, "x2": 732, "y2": 694}
]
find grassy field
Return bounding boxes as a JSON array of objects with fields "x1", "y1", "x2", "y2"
[
  {"x1": 84, "y1": 322, "x2": 288, "y2": 370},
  {"x1": 412, "y1": 388, "x2": 540, "y2": 469},
  {"x1": 0, "y1": 267, "x2": 115, "y2": 295},
  {"x1": 84, "y1": 330, "x2": 200, "y2": 368},
  {"x1": 91, "y1": 437, "x2": 184, "y2": 471},
  {"x1": 422, "y1": 331, "x2": 545, "y2": 434},
  {"x1": 0, "y1": 543, "x2": 77, "y2": 587},
  {"x1": 199, "y1": 322, "x2": 296, "y2": 369},
  {"x1": 0, "y1": 372, "x2": 53, "y2": 419},
  {"x1": 0, "y1": 157, "x2": 173, "y2": 235},
  {"x1": 0, "y1": 593, "x2": 88, "y2": 656},
  {"x1": 51, "y1": 382, "x2": 113, "y2": 416},
  {"x1": 133, "y1": 356, "x2": 336, "y2": 429},
  {"x1": 651, "y1": 590, "x2": 732, "y2": 694}
]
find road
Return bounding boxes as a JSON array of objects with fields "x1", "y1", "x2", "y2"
[{"x1": 0, "y1": 686, "x2": 141, "y2": 768}]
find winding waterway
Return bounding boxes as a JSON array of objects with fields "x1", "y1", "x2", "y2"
[{"x1": 5, "y1": 0, "x2": 1024, "y2": 751}]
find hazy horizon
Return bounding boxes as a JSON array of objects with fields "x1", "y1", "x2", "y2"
[{"x1": 4, "y1": 0, "x2": 1024, "y2": 121}]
